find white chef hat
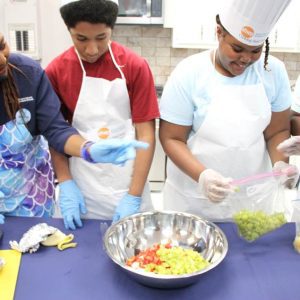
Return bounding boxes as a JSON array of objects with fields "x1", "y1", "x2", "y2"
[
  {"x1": 219, "y1": 0, "x2": 291, "y2": 46},
  {"x1": 60, "y1": 0, "x2": 118, "y2": 8}
]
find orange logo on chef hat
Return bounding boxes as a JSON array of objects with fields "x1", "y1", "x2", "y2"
[
  {"x1": 240, "y1": 26, "x2": 255, "y2": 39},
  {"x1": 97, "y1": 127, "x2": 110, "y2": 139}
]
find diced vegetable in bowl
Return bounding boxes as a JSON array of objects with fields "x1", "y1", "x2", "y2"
[
  {"x1": 103, "y1": 211, "x2": 228, "y2": 289},
  {"x1": 126, "y1": 242, "x2": 210, "y2": 275}
]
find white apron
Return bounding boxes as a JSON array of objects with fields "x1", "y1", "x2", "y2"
[
  {"x1": 69, "y1": 44, "x2": 152, "y2": 219},
  {"x1": 163, "y1": 51, "x2": 272, "y2": 221}
]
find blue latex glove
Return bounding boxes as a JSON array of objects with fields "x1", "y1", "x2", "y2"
[
  {"x1": 89, "y1": 139, "x2": 149, "y2": 165},
  {"x1": 58, "y1": 180, "x2": 87, "y2": 230},
  {"x1": 0, "y1": 190, "x2": 5, "y2": 224},
  {"x1": 112, "y1": 193, "x2": 142, "y2": 223}
]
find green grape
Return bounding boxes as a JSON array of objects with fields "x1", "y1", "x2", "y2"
[{"x1": 233, "y1": 210, "x2": 287, "y2": 242}]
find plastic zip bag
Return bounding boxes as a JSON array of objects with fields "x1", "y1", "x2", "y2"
[
  {"x1": 230, "y1": 171, "x2": 292, "y2": 242},
  {"x1": 230, "y1": 170, "x2": 282, "y2": 189}
]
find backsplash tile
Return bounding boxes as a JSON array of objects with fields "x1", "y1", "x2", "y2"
[{"x1": 113, "y1": 25, "x2": 300, "y2": 86}]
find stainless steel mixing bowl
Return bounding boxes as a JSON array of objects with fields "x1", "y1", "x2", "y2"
[{"x1": 103, "y1": 211, "x2": 228, "y2": 289}]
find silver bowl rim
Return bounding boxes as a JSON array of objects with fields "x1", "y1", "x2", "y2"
[{"x1": 104, "y1": 210, "x2": 229, "y2": 280}]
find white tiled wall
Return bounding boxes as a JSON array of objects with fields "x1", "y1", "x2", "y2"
[{"x1": 113, "y1": 25, "x2": 300, "y2": 86}]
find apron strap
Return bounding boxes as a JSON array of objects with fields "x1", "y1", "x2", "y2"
[
  {"x1": 74, "y1": 43, "x2": 126, "y2": 80},
  {"x1": 75, "y1": 48, "x2": 87, "y2": 77},
  {"x1": 108, "y1": 42, "x2": 126, "y2": 80}
]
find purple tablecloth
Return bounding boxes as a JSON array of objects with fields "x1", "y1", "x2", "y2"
[{"x1": 1, "y1": 217, "x2": 300, "y2": 300}]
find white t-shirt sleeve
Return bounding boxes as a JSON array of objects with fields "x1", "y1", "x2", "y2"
[
  {"x1": 159, "y1": 60, "x2": 195, "y2": 126},
  {"x1": 266, "y1": 57, "x2": 292, "y2": 112},
  {"x1": 292, "y1": 75, "x2": 300, "y2": 113}
]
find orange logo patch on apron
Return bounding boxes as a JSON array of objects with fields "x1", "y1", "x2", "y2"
[
  {"x1": 97, "y1": 127, "x2": 110, "y2": 139},
  {"x1": 240, "y1": 26, "x2": 254, "y2": 39}
]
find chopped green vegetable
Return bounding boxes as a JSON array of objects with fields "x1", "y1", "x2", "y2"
[
  {"x1": 127, "y1": 243, "x2": 209, "y2": 275},
  {"x1": 233, "y1": 210, "x2": 286, "y2": 242}
]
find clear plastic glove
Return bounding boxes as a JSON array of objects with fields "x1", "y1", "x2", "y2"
[
  {"x1": 58, "y1": 180, "x2": 87, "y2": 230},
  {"x1": 89, "y1": 139, "x2": 149, "y2": 165},
  {"x1": 198, "y1": 169, "x2": 233, "y2": 202},
  {"x1": 273, "y1": 161, "x2": 299, "y2": 189},
  {"x1": 277, "y1": 136, "x2": 300, "y2": 156},
  {"x1": 0, "y1": 191, "x2": 5, "y2": 224},
  {"x1": 112, "y1": 193, "x2": 141, "y2": 223}
]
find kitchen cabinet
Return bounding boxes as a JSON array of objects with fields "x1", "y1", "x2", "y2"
[
  {"x1": 170, "y1": 0, "x2": 218, "y2": 49},
  {"x1": 169, "y1": 0, "x2": 300, "y2": 52},
  {"x1": 148, "y1": 87, "x2": 166, "y2": 192},
  {"x1": 148, "y1": 120, "x2": 166, "y2": 192},
  {"x1": 116, "y1": 0, "x2": 164, "y2": 25},
  {"x1": 268, "y1": 0, "x2": 300, "y2": 52}
]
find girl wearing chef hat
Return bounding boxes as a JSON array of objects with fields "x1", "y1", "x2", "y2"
[
  {"x1": 46, "y1": 0, "x2": 159, "y2": 229},
  {"x1": 159, "y1": 0, "x2": 298, "y2": 220}
]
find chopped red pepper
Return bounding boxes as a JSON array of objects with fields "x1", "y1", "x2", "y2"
[{"x1": 126, "y1": 243, "x2": 172, "y2": 268}]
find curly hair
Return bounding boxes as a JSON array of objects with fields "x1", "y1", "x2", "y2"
[
  {"x1": 60, "y1": 0, "x2": 118, "y2": 29},
  {"x1": 216, "y1": 15, "x2": 269, "y2": 70}
]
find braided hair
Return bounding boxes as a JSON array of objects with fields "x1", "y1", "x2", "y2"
[
  {"x1": 1, "y1": 63, "x2": 22, "y2": 120},
  {"x1": 263, "y1": 38, "x2": 270, "y2": 71},
  {"x1": 216, "y1": 15, "x2": 270, "y2": 71}
]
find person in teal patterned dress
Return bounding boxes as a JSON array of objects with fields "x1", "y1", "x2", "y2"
[{"x1": 0, "y1": 32, "x2": 148, "y2": 225}]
